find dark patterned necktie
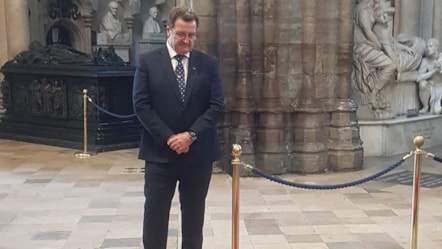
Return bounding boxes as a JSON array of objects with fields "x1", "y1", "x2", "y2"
[{"x1": 175, "y1": 55, "x2": 186, "y2": 102}]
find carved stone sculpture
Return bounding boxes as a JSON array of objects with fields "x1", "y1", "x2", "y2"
[
  {"x1": 351, "y1": 0, "x2": 438, "y2": 119},
  {"x1": 142, "y1": 6, "x2": 162, "y2": 39},
  {"x1": 9, "y1": 41, "x2": 125, "y2": 66},
  {"x1": 11, "y1": 41, "x2": 93, "y2": 65},
  {"x1": 352, "y1": 0, "x2": 396, "y2": 119},
  {"x1": 416, "y1": 38, "x2": 442, "y2": 114},
  {"x1": 396, "y1": 33, "x2": 426, "y2": 77},
  {"x1": 98, "y1": 1, "x2": 129, "y2": 44},
  {"x1": 92, "y1": 46, "x2": 126, "y2": 66}
]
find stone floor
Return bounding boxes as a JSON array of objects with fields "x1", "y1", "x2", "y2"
[{"x1": 1, "y1": 138, "x2": 442, "y2": 249}]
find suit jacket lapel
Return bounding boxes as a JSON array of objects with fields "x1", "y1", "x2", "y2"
[
  {"x1": 159, "y1": 46, "x2": 183, "y2": 104},
  {"x1": 184, "y1": 51, "x2": 199, "y2": 105}
]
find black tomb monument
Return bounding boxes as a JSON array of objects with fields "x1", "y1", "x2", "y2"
[{"x1": 0, "y1": 42, "x2": 140, "y2": 152}]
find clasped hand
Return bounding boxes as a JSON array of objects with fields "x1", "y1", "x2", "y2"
[{"x1": 167, "y1": 132, "x2": 192, "y2": 155}]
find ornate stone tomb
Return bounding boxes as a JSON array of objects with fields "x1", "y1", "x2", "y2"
[{"x1": 0, "y1": 45, "x2": 139, "y2": 152}]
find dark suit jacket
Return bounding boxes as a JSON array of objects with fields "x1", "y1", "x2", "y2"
[{"x1": 133, "y1": 46, "x2": 225, "y2": 164}]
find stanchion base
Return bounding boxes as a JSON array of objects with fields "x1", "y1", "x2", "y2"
[{"x1": 74, "y1": 152, "x2": 97, "y2": 159}]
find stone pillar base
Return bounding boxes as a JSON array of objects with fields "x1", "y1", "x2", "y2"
[
  {"x1": 255, "y1": 153, "x2": 291, "y2": 175},
  {"x1": 328, "y1": 149, "x2": 363, "y2": 171},
  {"x1": 292, "y1": 152, "x2": 328, "y2": 174}
]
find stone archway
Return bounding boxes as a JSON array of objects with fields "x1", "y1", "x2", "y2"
[{"x1": 45, "y1": 19, "x2": 88, "y2": 52}]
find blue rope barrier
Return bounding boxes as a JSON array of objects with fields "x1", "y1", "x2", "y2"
[
  {"x1": 87, "y1": 97, "x2": 136, "y2": 119},
  {"x1": 244, "y1": 159, "x2": 405, "y2": 190},
  {"x1": 433, "y1": 155, "x2": 442, "y2": 163}
]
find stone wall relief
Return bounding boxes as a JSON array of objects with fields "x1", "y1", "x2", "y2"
[
  {"x1": 0, "y1": 79, "x2": 10, "y2": 111},
  {"x1": 351, "y1": 0, "x2": 442, "y2": 120},
  {"x1": 68, "y1": 85, "x2": 97, "y2": 119},
  {"x1": 10, "y1": 77, "x2": 68, "y2": 118}
]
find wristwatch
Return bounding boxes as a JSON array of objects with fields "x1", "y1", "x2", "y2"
[{"x1": 188, "y1": 131, "x2": 197, "y2": 142}]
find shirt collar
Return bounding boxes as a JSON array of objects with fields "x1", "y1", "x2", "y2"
[{"x1": 166, "y1": 41, "x2": 190, "y2": 59}]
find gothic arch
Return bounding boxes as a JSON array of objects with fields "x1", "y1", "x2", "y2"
[{"x1": 45, "y1": 19, "x2": 87, "y2": 52}]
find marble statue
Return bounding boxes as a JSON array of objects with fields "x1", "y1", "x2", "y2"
[
  {"x1": 372, "y1": 2, "x2": 397, "y2": 67},
  {"x1": 416, "y1": 38, "x2": 442, "y2": 114},
  {"x1": 351, "y1": 0, "x2": 435, "y2": 119},
  {"x1": 142, "y1": 6, "x2": 162, "y2": 39},
  {"x1": 352, "y1": 0, "x2": 396, "y2": 116},
  {"x1": 99, "y1": 1, "x2": 129, "y2": 44},
  {"x1": 396, "y1": 33, "x2": 426, "y2": 76}
]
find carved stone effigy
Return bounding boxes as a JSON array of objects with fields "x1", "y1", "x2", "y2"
[
  {"x1": 352, "y1": 0, "x2": 397, "y2": 120},
  {"x1": 351, "y1": 0, "x2": 434, "y2": 120},
  {"x1": 353, "y1": 0, "x2": 442, "y2": 157},
  {"x1": 382, "y1": 34, "x2": 424, "y2": 116}
]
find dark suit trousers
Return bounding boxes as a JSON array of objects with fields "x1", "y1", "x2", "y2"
[{"x1": 143, "y1": 161, "x2": 213, "y2": 249}]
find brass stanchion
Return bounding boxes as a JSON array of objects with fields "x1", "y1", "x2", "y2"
[
  {"x1": 75, "y1": 89, "x2": 95, "y2": 158},
  {"x1": 410, "y1": 135, "x2": 424, "y2": 249},
  {"x1": 231, "y1": 144, "x2": 242, "y2": 249}
]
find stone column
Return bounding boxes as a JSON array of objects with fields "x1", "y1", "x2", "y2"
[
  {"x1": 82, "y1": 14, "x2": 94, "y2": 53},
  {"x1": 217, "y1": 0, "x2": 237, "y2": 174},
  {"x1": 0, "y1": 0, "x2": 6, "y2": 116},
  {"x1": 250, "y1": 0, "x2": 264, "y2": 100},
  {"x1": 5, "y1": 0, "x2": 30, "y2": 58},
  {"x1": 398, "y1": 0, "x2": 420, "y2": 36},
  {"x1": 255, "y1": 0, "x2": 289, "y2": 174},
  {"x1": 328, "y1": 0, "x2": 363, "y2": 171},
  {"x1": 291, "y1": 0, "x2": 329, "y2": 173},
  {"x1": 433, "y1": 0, "x2": 442, "y2": 43},
  {"x1": 1, "y1": 0, "x2": 29, "y2": 117},
  {"x1": 125, "y1": 17, "x2": 134, "y2": 43},
  {"x1": 0, "y1": 0, "x2": 8, "y2": 67},
  {"x1": 419, "y1": 0, "x2": 433, "y2": 40},
  {"x1": 230, "y1": 0, "x2": 256, "y2": 170},
  {"x1": 393, "y1": 0, "x2": 400, "y2": 36}
]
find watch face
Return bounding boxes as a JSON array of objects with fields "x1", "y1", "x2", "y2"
[{"x1": 189, "y1": 131, "x2": 197, "y2": 141}]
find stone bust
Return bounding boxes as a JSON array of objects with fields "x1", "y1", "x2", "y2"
[
  {"x1": 98, "y1": 1, "x2": 129, "y2": 44},
  {"x1": 142, "y1": 6, "x2": 162, "y2": 39}
]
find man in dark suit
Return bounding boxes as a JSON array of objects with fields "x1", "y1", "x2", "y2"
[{"x1": 132, "y1": 6, "x2": 225, "y2": 249}]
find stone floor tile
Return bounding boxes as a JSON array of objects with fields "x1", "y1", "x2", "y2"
[
  {"x1": 289, "y1": 242, "x2": 330, "y2": 249},
  {"x1": 2, "y1": 139, "x2": 442, "y2": 248},
  {"x1": 101, "y1": 238, "x2": 142, "y2": 248}
]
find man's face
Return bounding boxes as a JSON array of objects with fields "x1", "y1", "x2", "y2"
[
  {"x1": 426, "y1": 41, "x2": 439, "y2": 57},
  {"x1": 374, "y1": 10, "x2": 386, "y2": 24},
  {"x1": 150, "y1": 8, "x2": 158, "y2": 18},
  {"x1": 167, "y1": 18, "x2": 197, "y2": 55},
  {"x1": 110, "y1": 5, "x2": 118, "y2": 16}
]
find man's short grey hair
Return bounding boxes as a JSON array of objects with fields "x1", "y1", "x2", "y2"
[
  {"x1": 167, "y1": 6, "x2": 199, "y2": 28},
  {"x1": 109, "y1": 1, "x2": 119, "y2": 9}
]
